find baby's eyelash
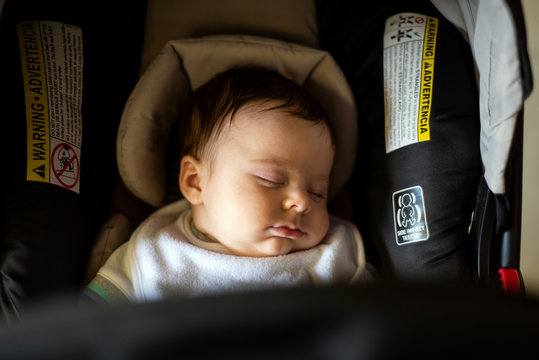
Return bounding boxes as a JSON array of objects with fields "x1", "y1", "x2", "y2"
[
  {"x1": 256, "y1": 176, "x2": 283, "y2": 187},
  {"x1": 253, "y1": 174, "x2": 327, "y2": 199}
]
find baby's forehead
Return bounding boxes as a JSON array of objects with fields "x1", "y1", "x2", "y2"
[
  {"x1": 202, "y1": 98, "x2": 334, "y2": 164},
  {"x1": 229, "y1": 106, "x2": 333, "y2": 150}
]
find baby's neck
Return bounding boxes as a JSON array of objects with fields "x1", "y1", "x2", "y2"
[{"x1": 190, "y1": 219, "x2": 218, "y2": 244}]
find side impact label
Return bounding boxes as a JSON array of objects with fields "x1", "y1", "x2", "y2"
[
  {"x1": 392, "y1": 186, "x2": 429, "y2": 245},
  {"x1": 17, "y1": 21, "x2": 83, "y2": 193},
  {"x1": 383, "y1": 13, "x2": 438, "y2": 153}
]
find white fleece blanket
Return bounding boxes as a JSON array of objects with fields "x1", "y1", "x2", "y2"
[{"x1": 98, "y1": 199, "x2": 367, "y2": 302}]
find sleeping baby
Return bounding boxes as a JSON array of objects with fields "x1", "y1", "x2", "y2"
[{"x1": 85, "y1": 67, "x2": 368, "y2": 303}]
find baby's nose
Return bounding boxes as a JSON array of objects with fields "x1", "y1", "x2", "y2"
[{"x1": 283, "y1": 190, "x2": 311, "y2": 214}]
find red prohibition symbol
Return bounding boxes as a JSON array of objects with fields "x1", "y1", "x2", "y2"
[{"x1": 51, "y1": 142, "x2": 80, "y2": 189}]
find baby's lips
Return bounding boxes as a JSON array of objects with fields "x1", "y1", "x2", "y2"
[{"x1": 271, "y1": 226, "x2": 306, "y2": 239}]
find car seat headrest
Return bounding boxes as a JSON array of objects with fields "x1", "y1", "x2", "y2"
[{"x1": 117, "y1": 35, "x2": 358, "y2": 207}]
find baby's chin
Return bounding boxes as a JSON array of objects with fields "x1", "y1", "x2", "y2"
[
  {"x1": 224, "y1": 238, "x2": 291, "y2": 257},
  {"x1": 258, "y1": 237, "x2": 296, "y2": 257},
  {"x1": 242, "y1": 236, "x2": 323, "y2": 257}
]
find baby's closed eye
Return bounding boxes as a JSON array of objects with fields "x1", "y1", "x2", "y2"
[{"x1": 253, "y1": 174, "x2": 285, "y2": 188}]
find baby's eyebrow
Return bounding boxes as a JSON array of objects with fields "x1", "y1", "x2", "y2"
[
  {"x1": 314, "y1": 177, "x2": 330, "y2": 185},
  {"x1": 310, "y1": 178, "x2": 331, "y2": 191},
  {"x1": 250, "y1": 158, "x2": 289, "y2": 166}
]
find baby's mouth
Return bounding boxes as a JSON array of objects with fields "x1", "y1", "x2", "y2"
[{"x1": 271, "y1": 226, "x2": 306, "y2": 239}]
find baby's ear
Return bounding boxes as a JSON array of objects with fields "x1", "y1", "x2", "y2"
[{"x1": 179, "y1": 155, "x2": 204, "y2": 205}]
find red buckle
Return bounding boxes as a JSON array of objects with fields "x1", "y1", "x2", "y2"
[{"x1": 498, "y1": 268, "x2": 521, "y2": 295}]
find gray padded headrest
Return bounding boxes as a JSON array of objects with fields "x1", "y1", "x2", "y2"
[{"x1": 117, "y1": 35, "x2": 357, "y2": 207}]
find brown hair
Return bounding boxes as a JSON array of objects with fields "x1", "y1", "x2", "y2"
[{"x1": 180, "y1": 67, "x2": 333, "y2": 160}]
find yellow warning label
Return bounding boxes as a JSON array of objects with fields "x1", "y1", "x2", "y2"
[
  {"x1": 418, "y1": 16, "x2": 438, "y2": 142},
  {"x1": 17, "y1": 21, "x2": 50, "y2": 183}
]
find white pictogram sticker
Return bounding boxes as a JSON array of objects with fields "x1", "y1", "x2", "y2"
[{"x1": 393, "y1": 185, "x2": 429, "y2": 245}]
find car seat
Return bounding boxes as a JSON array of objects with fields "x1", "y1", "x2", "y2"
[{"x1": 0, "y1": 0, "x2": 533, "y2": 324}]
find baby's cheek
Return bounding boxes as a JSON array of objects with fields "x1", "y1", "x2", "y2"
[
  {"x1": 316, "y1": 210, "x2": 331, "y2": 239},
  {"x1": 247, "y1": 187, "x2": 277, "y2": 211}
]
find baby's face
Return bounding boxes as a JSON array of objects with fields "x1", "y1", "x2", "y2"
[{"x1": 194, "y1": 101, "x2": 335, "y2": 257}]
